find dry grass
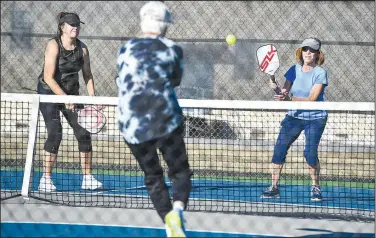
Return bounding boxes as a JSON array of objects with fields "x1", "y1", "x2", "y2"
[{"x1": 1, "y1": 137, "x2": 374, "y2": 178}]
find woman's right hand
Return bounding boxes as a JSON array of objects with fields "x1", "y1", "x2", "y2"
[
  {"x1": 65, "y1": 103, "x2": 74, "y2": 111},
  {"x1": 274, "y1": 89, "x2": 290, "y2": 101}
]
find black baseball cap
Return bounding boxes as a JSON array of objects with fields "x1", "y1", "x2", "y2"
[{"x1": 59, "y1": 14, "x2": 85, "y2": 25}]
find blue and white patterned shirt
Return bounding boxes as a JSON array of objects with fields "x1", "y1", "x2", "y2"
[{"x1": 116, "y1": 36, "x2": 184, "y2": 144}]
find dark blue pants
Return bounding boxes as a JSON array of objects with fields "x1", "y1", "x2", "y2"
[{"x1": 272, "y1": 115, "x2": 327, "y2": 166}]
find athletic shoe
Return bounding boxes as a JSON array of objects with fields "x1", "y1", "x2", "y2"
[
  {"x1": 81, "y1": 174, "x2": 103, "y2": 190},
  {"x1": 38, "y1": 176, "x2": 57, "y2": 193},
  {"x1": 311, "y1": 185, "x2": 322, "y2": 201},
  {"x1": 261, "y1": 185, "x2": 280, "y2": 198},
  {"x1": 164, "y1": 209, "x2": 186, "y2": 237}
]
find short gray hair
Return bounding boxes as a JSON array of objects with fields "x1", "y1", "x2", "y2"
[{"x1": 139, "y1": 1, "x2": 173, "y2": 34}]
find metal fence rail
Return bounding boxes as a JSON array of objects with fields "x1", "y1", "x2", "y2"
[{"x1": 1, "y1": 1, "x2": 374, "y2": 101}]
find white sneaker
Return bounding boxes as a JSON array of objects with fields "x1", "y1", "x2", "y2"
[
  {"x1": 81, "y1": 175, "x2": 103, "y2": 190},
  {"x1": 38, "y1": 176, "x2": 57, "y2": 193}
]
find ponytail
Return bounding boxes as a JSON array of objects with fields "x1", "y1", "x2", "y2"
[{"x1": 56, "y1": 12, "x2": 68, "y2": 36}]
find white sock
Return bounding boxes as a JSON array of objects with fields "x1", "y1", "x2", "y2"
[
  {"x1": 43, "y1": 174, "x2": 51, "y2": 179},
  {"x1": 83, "y1": 174, "x2": 92, "y2": 180},
  {"x1": 173, "y1": 201, "x2": 184, "y2": 211}
]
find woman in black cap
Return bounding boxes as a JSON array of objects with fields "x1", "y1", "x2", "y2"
[{"x1": 37, "y1": 12, "x2": 103, "y2": 192}]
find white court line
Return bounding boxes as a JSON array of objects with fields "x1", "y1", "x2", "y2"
[
  {"x1": 1, "y1": 189, "x2": 22, "y2": 192},
  {"x1": 94, "y1": 185, "x2": 148, "y2": 195},
  {"x1": 86, "y1": 181, "x2": 175, "y2": 195}
]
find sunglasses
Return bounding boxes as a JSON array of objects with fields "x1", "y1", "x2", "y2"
[
  {"x1": 302, "y1": 46, "x2": 319, "y2": 53},
  {"x1": 67, "y1": 23, "x2": 81, "y2": 28}
]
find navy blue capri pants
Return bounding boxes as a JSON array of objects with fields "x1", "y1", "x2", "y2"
[{"x1": 272, "y1": 115, "x2": 327, "y2": 166}]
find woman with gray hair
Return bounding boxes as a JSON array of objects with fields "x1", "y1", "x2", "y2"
[{"x1": 116, "y1": 2, "x2": 191, "y2": 237}]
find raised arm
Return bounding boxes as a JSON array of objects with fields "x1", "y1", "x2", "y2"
[
  {"x1": 273, "y1": 77, "x2": 293, "y2": 101},
  {"x1": 81, "y1": 42, "x2": 95, "y2": 96},
  {"x1": 281, "y1": 79, "x2": 293, "y2": 95},
  {"x1": 269, "y1": 75, "x2": 281, "y2": 94},
  {"x1": 273, "y1": 65, "x2": 295, "y2": 101},
  {"x1": 43, "y1": 40, "x2": 66, "y2": 95}
]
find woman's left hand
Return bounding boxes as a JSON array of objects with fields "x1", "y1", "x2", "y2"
[
  {"x1": 65, "y1": 103, "x2": 75, "y2": 111},
  {"x1": 89, "y1": 93, "x2": 105, "y2": 110}
]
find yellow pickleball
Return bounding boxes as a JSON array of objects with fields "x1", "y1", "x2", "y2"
[{"x1": 226, "y1": 34, "x2": 236, "y2": 46}]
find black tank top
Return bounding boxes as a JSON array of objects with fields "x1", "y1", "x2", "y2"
[{"x1": 37, "y1": 37, "x2": 84, "y2": 95}]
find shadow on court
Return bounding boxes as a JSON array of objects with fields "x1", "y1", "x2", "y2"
[
  {"x1": 2, "y1": 222, "x2": 375, "y2": 237},
  {"x1": 1, "y1": 222, "x2": 280, "y2": 237}
]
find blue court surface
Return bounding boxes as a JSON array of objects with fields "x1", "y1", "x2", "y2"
[
  {"x1": 1, "y1": 170, "x2": 375, "y2": 237},
  {"x1": 1, "y1": 170, "x2": 374, "y2": 210}
]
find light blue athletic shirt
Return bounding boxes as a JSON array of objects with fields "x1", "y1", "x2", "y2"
[{"x1": 284, "y1": 64, "x2": 328, "y2": 120}]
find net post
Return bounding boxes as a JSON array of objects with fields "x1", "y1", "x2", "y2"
[{"x1": 21, "y1": 94, "x2": 40, "y2": 200}]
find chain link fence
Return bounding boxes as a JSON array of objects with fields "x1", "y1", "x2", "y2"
[
  {"x1": 1, "y1": 1, "x2": 374, "y2": 101},
  {"x1": 1, "y1": 1, "x2": 375, "y2": 237}
]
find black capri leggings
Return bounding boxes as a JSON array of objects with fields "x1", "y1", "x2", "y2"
[
  {"x1": 126, "y1": 124, "x2": 192, "y2": 222},
  {"x1": 39, "y1": 102, "x2": 92, "y2": 154}
]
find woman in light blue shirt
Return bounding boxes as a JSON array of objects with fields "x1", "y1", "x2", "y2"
[{"x1": 261, "y1": 37, "x2": 328, "y2": 202}]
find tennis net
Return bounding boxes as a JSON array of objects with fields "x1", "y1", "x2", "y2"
[{"x1": 1, "y1": 93, "x2": 374, "y2": 221}]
